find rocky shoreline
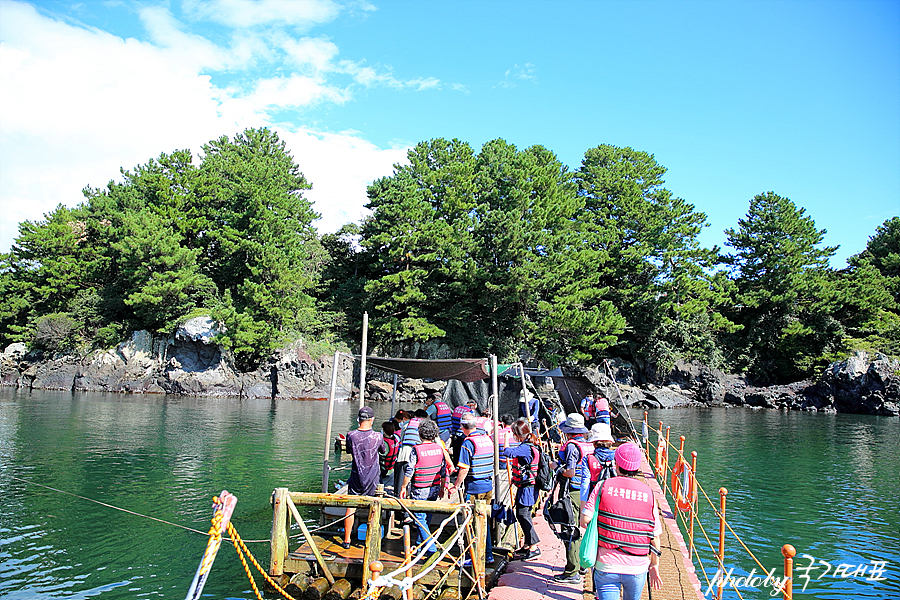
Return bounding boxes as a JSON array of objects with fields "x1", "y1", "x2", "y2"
[
  {"x1": 581, "y1": 353, "x2": 900, "y2": 416},
  {"x1": 2, "y1": 317, "x2": 897, "y2": 416}
]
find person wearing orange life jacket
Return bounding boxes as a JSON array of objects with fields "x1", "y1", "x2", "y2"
[
  {"x1": 500, "y1": 419, "x2": 542, "y2": 560},
  {"x1": 400, "y1": 419, "x2": 449, "y2": 553},
  {"x1": 580, "y1": 442, "x2": 662, "y2": 600},
  {"x1": 552, "y1": 413, "x2": 593, "y2": 583}
]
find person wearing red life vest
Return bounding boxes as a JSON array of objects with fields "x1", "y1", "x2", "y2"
[
  {"x1": 552, "y1": 413, "x2": 592, "y2": 583},
  {"x1": 593, "y1": 394, "x2": 612, "y2": 426},
  {"x1": 400, "y1": 419, "x2": 449, "y2": 553},
  {"x1": 452, "y1": 412, "x2": 496, "y2": 564},
  {"x1": 581, "y1": 394, "x2": 597, "y2": 428},
  {"x1": 450, "y1": 400, "x2": 476, "y2": 463},
  {"x1": 580, "y1": 442, "x2": 662, "y2": 600},
  {"x1": 431, "y1": 396, "x2": 454, "y2": 442},
  {"x1": 380, "y1": 420, "x2": 401, "y2": 485}
]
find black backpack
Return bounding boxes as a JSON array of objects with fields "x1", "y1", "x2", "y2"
[{"x1": 534, "y1": 444, "x2": 554, "y2": 491}]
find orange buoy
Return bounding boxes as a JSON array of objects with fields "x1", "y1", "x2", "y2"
[{"x1": 671, "y1": 459, "x2": 696, "y2": 511}]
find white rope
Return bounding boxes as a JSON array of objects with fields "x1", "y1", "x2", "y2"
[
  {"x1": 370, "y1": 507, "x2": 472, "y2": 592},
  {"x1": 603, "y1": 359, "x2": 641, "y2": 443}
]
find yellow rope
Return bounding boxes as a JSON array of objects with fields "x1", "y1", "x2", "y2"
[{"x1": 227, "y1": 521, "x2": 299, "y2": 600}]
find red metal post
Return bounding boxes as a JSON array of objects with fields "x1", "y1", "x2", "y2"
[
  {"x1": 782, "y1": 544, "x2": 796, "y2": 600},
  {"x1": 689, "y1": 451, "x2": 698, "y2": 560},
  {"x1": 717, "y1": 488, "x2": 728, "y2": 600}
]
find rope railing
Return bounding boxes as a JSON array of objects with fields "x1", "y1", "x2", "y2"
[{"x1": 630, "y1": 415, "x2": 796, "y2": 600}]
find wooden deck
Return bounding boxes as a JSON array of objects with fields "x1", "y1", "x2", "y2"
[{"x1": 287, "y1": 531, "x2": 465, "y2": 586}]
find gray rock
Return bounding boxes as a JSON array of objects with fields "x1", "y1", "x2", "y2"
[
  {"x1": 817, "y1": 351, "x2": 900, "y2": 416},
  {"x1": 3, "y1": 342, "x2": 27, "y2": 358},
  {"x1": 29, "y1": 357, "x2": 79, "y2": 390},
  {"x1": 176, "y1": 316, "x2": 224, "y2": 344}
]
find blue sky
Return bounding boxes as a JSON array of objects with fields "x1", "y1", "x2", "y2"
[{"x1": 1, "y1": 0, "x2": 897, "y2": 266}]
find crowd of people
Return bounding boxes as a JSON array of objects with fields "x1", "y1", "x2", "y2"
[{"x1": 341, "y1": 391, "x2": 663, "y2": 600}]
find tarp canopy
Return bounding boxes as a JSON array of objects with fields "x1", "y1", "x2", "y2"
[
  {"x1": 495, "y1": 364, "x2": 565, "y2": 378},
  {"x1": 364, "y1": 356, "x2": 490, "y2": 383}
]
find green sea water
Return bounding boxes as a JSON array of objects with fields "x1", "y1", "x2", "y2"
[
  {"x1": 0, "y1": 390, "x2": 897, "y2": 599},
  {"x1": 644, "y1": 407, "x2": 899, "y2": 599}
]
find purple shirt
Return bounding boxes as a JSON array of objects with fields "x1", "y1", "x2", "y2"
[{"x1": 346, "y1": 428, "x2": 387, "y2": 496}]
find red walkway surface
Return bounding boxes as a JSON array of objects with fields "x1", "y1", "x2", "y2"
[{"x1": 489, "y1": 459, "x2": 706, "y2": 600}]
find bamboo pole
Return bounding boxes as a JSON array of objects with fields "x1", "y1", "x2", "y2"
[
  {"x1": 322, "y1": 351, "x2": 340, "y2": 494},
  {"x1": 359, "y1": 312, "x2": 368, "y2": 409},
  {"x1": 270, "y1": 488, "x2": 290, "y2": 577},
  {"x1": 286, "y1": 495, "x2": 335, "y2": 584}
]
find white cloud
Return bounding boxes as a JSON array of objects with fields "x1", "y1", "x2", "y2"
[
  {"x1": 280, "y1": 36, "x2": 340, "y2": 72},
  {"x1": 182, "y1": 0, "x2": 341, "y2": 29},
  {"x1": 280, "y1": 128, "x2": 407, "y2": 232},
  {"x1": 498, "y1": 62, "x2": 536, "y2": 88},
  {"x1": 0, "y1": 0, "x2": 411, "y2": 252}
]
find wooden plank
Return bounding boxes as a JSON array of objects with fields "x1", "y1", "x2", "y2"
[{"x1": 289, "y1": 492, "x2": 465, "y2": 514}]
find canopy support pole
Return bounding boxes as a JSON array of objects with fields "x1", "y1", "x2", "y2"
[
  {"x1": 490, "y1": 355, "x2": 500, "y2": 491},
  {"x1": 520, "y1": 363, "x2": 531, "y2": 423},
  {"x1": 359, "y1": 312, "x2": 368, "y2": 409},
  {"x1": 391, "y1": 373, "x2": 398, "y2": 416},
  {"x1": 322, "y1": 351, "x2": 339, "y2": 494}
]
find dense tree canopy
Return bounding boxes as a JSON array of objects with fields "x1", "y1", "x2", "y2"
[
  {"x1": 0, "y1": 128, "x2": 328, "y2": 368},
  {"x1": 1, "y1": 130, "x2": 895, "y2": 380}
]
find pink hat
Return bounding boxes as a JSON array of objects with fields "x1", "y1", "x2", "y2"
[{"x1": 614, "y1": 442, "x2": 643, "y2": 472}]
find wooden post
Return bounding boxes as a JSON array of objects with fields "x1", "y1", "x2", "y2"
[
  {"x1": 717, "y1": 488, "x2": 728, "y2": 600},
  {"x1": 359, "y1": 312, "x2": 368, "y2": 409},
  {"x1": 473, "y1": 500, "x2": 488, "y2": 594},
  {"x1": 782, "y1": 544, "x2": 796, "y2": 599},
  {"x1": 270, "y1": 487, "x2": 290, "y2": 577},
  {"x1": 323, "y1": 352, "x2": 340, "y2": 494},
  {"x1": 362, "y1": 498, "x2": 382, "y2": 583}
]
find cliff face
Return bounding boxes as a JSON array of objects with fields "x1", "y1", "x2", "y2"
[
  {"x1": 577, "y1": 352, "x2": 900, "y2": 416},
  {"x1": 3, "y1": 319, "x2": 897, "y2": 416},
  {"x1": 0, "y1": 318, "x2": 355, "y2": 400}
]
